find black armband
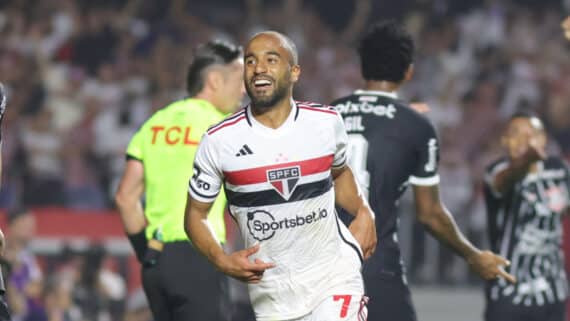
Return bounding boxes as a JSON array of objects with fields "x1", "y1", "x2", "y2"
[{"x1": 127, "y1": 230, "x2": 148, "y2": 263}]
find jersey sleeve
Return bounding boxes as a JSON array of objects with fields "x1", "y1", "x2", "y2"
[
  {"x1": 483, "y1": 160, "x2": 507, "y2": 242},
  {"x1": 332, "y1": 112, "x2": 349, "y2": 169},
  {"x1": 188, "y1": 133, "x2": 223, "y2": 203},
  {"x1": 409, "y1": 120, "x2": 440, "y2": 186},
  {"x1": 126, "y1": 127, "x2": 144, "y2": 161},
  {"x1": 483, "y1": 159, "x2": 509, "y2": 199}
]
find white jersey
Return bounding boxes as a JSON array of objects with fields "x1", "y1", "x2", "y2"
[{"x1": 189, "y1": 101, "x2": 364, "y2": 320}]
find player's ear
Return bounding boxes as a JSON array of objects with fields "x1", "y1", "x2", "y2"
[
  {"x1": 205, "y1": 69, "x2": 224, "y2": 92},
  {"x1": 404, "y1": 64, "x2": 414, "y2": 82},
  {"x1": 290, "y1": 64, "x2": 301, "y2": 83}
]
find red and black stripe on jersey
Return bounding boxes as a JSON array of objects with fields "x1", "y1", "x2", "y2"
[
  {"x1": 223, "y1": 154, "x2": 333, "y2": 207},
  {"x1": 207, "y1": 109, "x2": 247, "y2": 135}
]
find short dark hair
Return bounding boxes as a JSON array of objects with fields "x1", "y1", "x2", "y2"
[
  {"x1": 358, "y1": 20, "x2": 414, "y2": 83},
  {"x1": 510, "y1": 110, "x2": 538, "y2": 121},
  {"x1": 186, "y1": 40, "x2": 242, "y2": 97},
  {"x1": 508, "y1": 110, "x2": 544, "y2": 131}
]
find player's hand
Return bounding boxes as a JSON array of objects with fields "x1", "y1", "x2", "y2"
[
  {"x1": 562, "y1": 16, "x2": 570, "y2": 40},
  {"x1": 410, "y1": 102, "x2": 430, "y2": 114},
  {"x1": 511, "y1": 137, "x2": 546, "y2": 168},
  {"x1": 528, "y1": 138, "x2": 547, "y2": 160},
  {"x1": 348, "y1": 205, "x2": 377, "y2": 260},
  {"x1": 218, "y1": 243, "x2": 275, "y2": 284},
  {"x1": 467, "y1": 250, "x2": 516, "y2": 284}
]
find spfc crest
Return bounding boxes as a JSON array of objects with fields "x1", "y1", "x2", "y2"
[{"x1": 267, "y1": 166, "x2": 301, "y2": 200}]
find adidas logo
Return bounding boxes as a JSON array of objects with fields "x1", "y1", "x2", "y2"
[{"x1": 235, "y1": 144, "x2": 254, "y2": 157}]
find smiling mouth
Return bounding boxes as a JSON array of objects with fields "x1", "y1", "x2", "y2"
[{"x1": 253, "y1": 79, "x2": 273, "y2": 91}]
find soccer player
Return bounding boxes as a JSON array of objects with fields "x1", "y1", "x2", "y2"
[
  {"x1": 330, "y1": 21, "x2": 515, "y2": 321},
  {"x1": 115, "y1": 41, "x2": 244, "y2": 321},
  {"x1": 484, "y1": 112, "x2": 568, "y2": 321},
  {"x1": 185, "y1": 31, "x2": 376, "y2": 321},
  {"x1": 0, "y1": 83, "x2": 10, "y2": 321}
]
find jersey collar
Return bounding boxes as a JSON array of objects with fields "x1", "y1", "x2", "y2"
[
  {"x1": 354, "y1": 89, "x2": 398, "y2": 99},
  {"x1": 246, "y1": 99, "x2": 297, "y2": 137}
]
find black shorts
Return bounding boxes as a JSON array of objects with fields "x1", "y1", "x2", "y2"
[
  {"x1": 363, "y1": 269, "x2": 417, "y2": 321},
  {"x1": 485, "y1": 298, "x2": 566, "y2": 321},
  {"x1": 141, "y1": 241, "x2": 229, "y2": 321}
]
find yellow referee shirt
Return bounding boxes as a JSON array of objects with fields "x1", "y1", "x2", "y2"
[{"x1": 126, "y1": 98, "x2": 228, "y2": 243}]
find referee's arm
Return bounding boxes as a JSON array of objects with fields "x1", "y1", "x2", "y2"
[{"x1": 115, "y1": 158, "x2": 148, "y2": 262}]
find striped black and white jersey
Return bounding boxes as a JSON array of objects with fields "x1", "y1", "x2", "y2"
[
  {"x1": 331, "y1": 90, "x2": 440, "y2": 275},
  {"x1": 189, "y1": 100, "x2": 364, "y2": 321},
  {"x1": 484, "y1": 157, "x2": 570, "y2": 306}
]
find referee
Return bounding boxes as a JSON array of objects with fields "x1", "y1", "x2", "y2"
[{"x1": 115, "y1": 41, "x2": 244, "y2": 321}]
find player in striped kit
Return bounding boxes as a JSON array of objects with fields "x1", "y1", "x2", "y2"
[{"x1": 484, "y1": 112, "x2": 570, "y2": 321}]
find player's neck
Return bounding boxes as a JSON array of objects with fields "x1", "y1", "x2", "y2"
[
  {"x1": 364, "y1": 80, "x2": 401, "y2": 94},
  {"x1": 251, "y1": 97, "x2": 293, "y2": 129},
  {"x1": 194, "y1": 92, "x2": 219, "y2": 110}
]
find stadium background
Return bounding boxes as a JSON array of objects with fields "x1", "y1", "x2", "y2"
[{"x1": 0, "y1": 0, "x2": 570, "y2": 320}]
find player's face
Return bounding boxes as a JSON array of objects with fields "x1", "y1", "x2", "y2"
[
  {"x1": 244, "y1": 34, "x2": 300, "y2": 110},
  {"x1": 502, "y1": 117, "x2": 546, "y2": 159},
  {"x1": 219, "y1": 59, "x2": 245, "y2": 114}
]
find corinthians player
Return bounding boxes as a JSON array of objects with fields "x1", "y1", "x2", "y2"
[
  {"x1": 330, "y1": 21, "x2": 515, "y2": 321},
  {"x1": 185, "y1": 31, "x2": 376, "y2": 321}
]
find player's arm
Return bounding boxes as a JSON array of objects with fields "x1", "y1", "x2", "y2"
[
  {"x1": 413, "y1": 121, "x2": 515, "y2": 283},
  {"x1": 487, "y1": 140, "x2": 545, "y2": 196},
  {"x1": 185, "y1": 135, "x2": 274, "y2": 283},
  {"x1": 114, "y1": 159, "x2": 148, "y2": 263},
  {"x1": 184, "y1": 196, "x2": 274, "y2": 284},
  {"x1": 333, "y1": 166, "x2": 376, "y2": 259},
  {"x1": 413, "y1": 184, "x2": 512, "y2": 283}
]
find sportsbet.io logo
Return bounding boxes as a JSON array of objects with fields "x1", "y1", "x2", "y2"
[{"x1": 247, "y1": 209, "x2": 328, "y2": 241}]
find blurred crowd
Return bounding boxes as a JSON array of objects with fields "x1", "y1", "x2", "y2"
[
  {"x1": 1, "y1": 0, "x2": 570, "y2": 320},
  {"x1": 1, "y1": 207, "x2": 139, "y2": 321}
]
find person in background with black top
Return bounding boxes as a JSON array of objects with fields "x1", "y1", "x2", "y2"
[
  {"x1": 0, "y1": 83, "x2": 12, "y2": 320},
  {"x1": 330, "y1": 21, "x2": 515, "y2": 321},
  {"x1": 484, "y1": 112, "x2": 569, "y2": 321}
]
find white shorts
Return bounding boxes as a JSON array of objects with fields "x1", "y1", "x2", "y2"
[{"x1": 289, "y1": 295, "x2": 368, "y2": 321}]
